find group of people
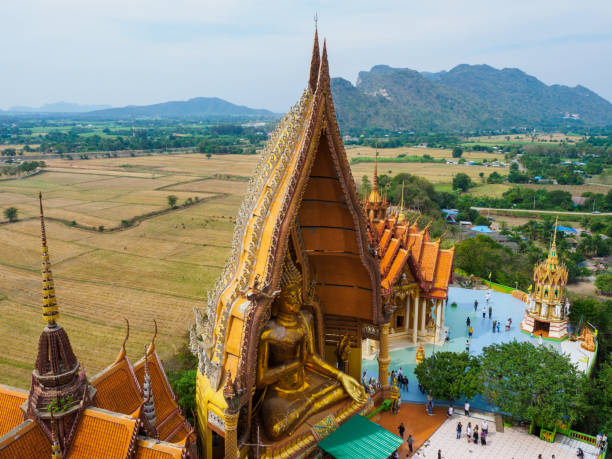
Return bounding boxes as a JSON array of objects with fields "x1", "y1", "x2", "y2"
[
  {"x1": 390, "y1": 368, "x2": 409, "y2": 390},
  {"x1": 361, "y1": 371, "x2": 381, "y2": 395},
  {"x1": 596, "y1": 432, "x2": 608, "y2": 453},
  {"x1": 456, "y1": 420, "x2": 489, "y2": 446}
]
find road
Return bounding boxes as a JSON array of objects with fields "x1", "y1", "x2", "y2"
[{"x1": 472, "y1": 207, "x2": 612, "y2": 216}]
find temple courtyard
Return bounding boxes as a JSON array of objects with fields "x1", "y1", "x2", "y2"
[
  {"x1": 362, "y1": 286, "x2": 596, "y2": 409},
  {"x1": 412, "y1": 414, "x2": 601, "y2": 459}
]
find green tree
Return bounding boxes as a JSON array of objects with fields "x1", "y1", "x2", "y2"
[
  {"x1": 480, "y1": 342, "x2": 585, "y2": 427},
  {"x1": 415, "y1": 351, "x2": 481, "y2": 402},
  {"x1": 167, "y1": 195, "x2": 178, "y2": 208},
  {"x1": 3, "y1": 207, "x2": 18, "y2": 222},
  {"x1": 487, "y1": 171, "x2": 504, "y2": 184},
  {"x1": 479, "y1": 172, "x2": 485, "y2": 183},
  {"x1": 205, "y1": 152, "x2": 212, "y2": 159},
  {"x1": 452, "y1": 147, "x2": 463, "y2": 158},
  {"x1": 452, "y1": 173, "x2": 473, "y2": 192},
  {"x1": 595, "y1": 273, "x2": 612, "y2": 296}
]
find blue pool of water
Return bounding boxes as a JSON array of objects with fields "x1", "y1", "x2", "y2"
[{"x1": 361, "y1": 286, "x2": 564, "y2": 410}]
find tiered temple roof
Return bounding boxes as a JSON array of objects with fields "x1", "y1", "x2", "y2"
[
  {"x1": 365, "y1": 176, "x2": 455, "y2": 300},
  {"x1": 0, "y1": 194, "x2": 196, "y2": 458}
]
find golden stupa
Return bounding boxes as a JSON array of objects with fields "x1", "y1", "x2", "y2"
[
  {"x1": 521, "y1": 220, "x2": 570, "y2": 340},
  {"x1": 190, "y1": 30, "x2": 389, "y2": 459}
]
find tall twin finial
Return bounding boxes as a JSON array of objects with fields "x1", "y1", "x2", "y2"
[
  {"x1": 373, "y1": 140, "x2": 379, "y2": 193},
  {"x1": 39, "y1": 192, "x2": 59, "y2": 325}
]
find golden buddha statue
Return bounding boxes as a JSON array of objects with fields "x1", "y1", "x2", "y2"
[{"x1": 256, "y1": 257, "x2": 367, "y2": 440}]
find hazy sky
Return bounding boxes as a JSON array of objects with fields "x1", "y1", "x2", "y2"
[{"x1": 2, "y1": 0, "x2": 611, "y2": 112}]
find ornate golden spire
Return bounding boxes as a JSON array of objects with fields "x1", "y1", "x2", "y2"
[
  {"x1": 367, "y1": 143, "x2": 382, "y2": 204},
  {"x1": 546, "y1": 216, "x2": 559, "y2": 269},
  {"x1": 39, "y1": 192, "x2": 59, "y2": 325},
  {"x1": 308, "y1": 24, "x2": 320, "y2": 93}
]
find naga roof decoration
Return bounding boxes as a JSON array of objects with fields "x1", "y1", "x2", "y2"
[{"x1": 192, "y1": 30, "x2": 381, "y2": 410}]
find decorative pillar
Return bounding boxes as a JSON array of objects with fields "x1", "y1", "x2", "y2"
[
  {"x1": 405, "y1": 294, "x2": 411, "y2": 331},
  {"x1": 223, "y1": 370, "x2": 244, "y2": 459},
  {"x1": 435, "y1": 300, "x2": 442, "y2": 342},
  {"x1": 412, "y1": 293, "x2": 419, "y2": 345},
  {"x1": 378, "y1": 323, "x2": 391, "y2": 393},
  {"x1": 419, "y1": 296, "x2": 426, "y2": 337}
]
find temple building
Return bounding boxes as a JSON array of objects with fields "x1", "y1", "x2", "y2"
[
  {"x1": 191, "y1": 30, "x2": 391, "y2": 459},
  {"x1": 0, "y1": 194, "x2": 196, "y2": 459},
  {"x1": 521, "y1": 224, "x2": 571, "y2": 340},
  {"x1": 363, "y1": 158, "x2": 455, "y2": 346}
]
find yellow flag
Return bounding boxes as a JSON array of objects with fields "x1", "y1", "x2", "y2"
[
  {"x1": 528, "y1": 284, "x2": 533, "y2": 292},
  {"x1": 488, "y1": 272, "x2": 492, "y2": 280}
]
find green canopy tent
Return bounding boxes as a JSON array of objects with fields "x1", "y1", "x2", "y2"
[{"x1": 318, "y1": 415, "x2": 404, "y2": 459}]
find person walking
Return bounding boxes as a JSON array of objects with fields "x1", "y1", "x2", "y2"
[
  {"x1": 488, "y1": 305, "x2": 492, "y2": 319},
  {"x1": 456, "y1": 422, "x2": 462, "y2": 439},
  {"x1": 497, "y1": 321, "x2": 501, "y2": 333},
  {"x1": 447, "y1": 405, "x2": 454, "y2": 417},
  {"x1": 465, "y1": 339, "x2": 470, "y2": 353},
  {"x1": 474, "y1": 299, "x2": 478, "y2": 312},
  {"x1": 492, "y1": 320, "x2": 497, "y2": 333},
  {"x1": 473, "y1": 425, "x2": 479, "y2": 444},
  {"x1": 466, "y1": 316, "x2": 471, "y2": 327},
  {"x1": 468, "y1": 326, "x2": 473, "y2": 338},
  {"x1": 407, "y1": 434, "x2": 413, "y2": 453},
  {"x1": 437, "y1": 450, "x2": 442, "y2": 459},
  {"x1": 466, "y1": 423, "x2": 472, "y2": 443},
  {"x1": 482, "y1": 420, "x2": 488, "y2": 436},
  {"x1": 480, "y1": 430, "x2": 486, "y2": 445},
  {"x1": 464, "y1": 400, "x2": 470, "y2": 416},
  {"x1": 398, "y1": 422, "x2": 405, "y2": 439},
  {"x1": 482, "y1": 306, "x2": 486, "y2": 319}
]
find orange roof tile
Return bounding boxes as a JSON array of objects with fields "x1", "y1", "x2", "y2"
[
  {"x1": 134, "y1": 437, "x2": 184, "y2": 459},
  {"x1": 382, "y1": 249, "x2": 409, "y2": 290},
  {"x1": 67, "y1": 407, "x2": 138, "y2": 459},
  {"x1": 90, "y1": 357, "x2": 142, "y2": 416},
  {"x1": 378, "y1": 229, "x2": 392, "y2": 254},
  {"x1": 0, "y1": 420, "x2": 51, "y2": 459},
  {"x1": 0, "y1": 385, "x2": 27, "y2": 437},
  {"x1": 420, "y1": 241, "x2": 440, "y2": 282},
  {"x1": 380, "y1": 238, "x2": 400, "y2": 277},
  {"x1": 433, "y1": 249, "x2": 454, "y2": 293},
  {"x1": 157, "y1": 412, "x2": 186, "y2": 442}
]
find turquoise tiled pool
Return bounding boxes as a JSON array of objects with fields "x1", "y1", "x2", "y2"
[{"x1": 361, "y1": 286, "x2": 567, "y2": 409}]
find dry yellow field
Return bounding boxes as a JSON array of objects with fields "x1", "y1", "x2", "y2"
[{"x1": 0, "y1": 153, "x2": 253, "y2": 387}]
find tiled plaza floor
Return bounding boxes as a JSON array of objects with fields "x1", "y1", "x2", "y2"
[
  {"x1": 362, "y1": 286, "x2": 594, "y2": 410},
  {"x1": 414, "y1": 414, "x2": 597, "y2": 459}
]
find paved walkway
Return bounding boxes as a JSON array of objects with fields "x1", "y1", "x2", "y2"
[
  {"x1": 414, "y1": 414, "x2": 599, "y2": 459},
  {"x1": 372, "y1": 403, "x2": 447, "y2": 457}
]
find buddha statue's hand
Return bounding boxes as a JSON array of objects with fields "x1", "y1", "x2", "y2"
[{"x1": 338, "y1": 373, "x2": 368, "y2": 404}]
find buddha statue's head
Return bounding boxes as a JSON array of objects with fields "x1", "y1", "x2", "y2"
[{"x1": 278, "y1": 256, "x2": 303, "y2": 314}]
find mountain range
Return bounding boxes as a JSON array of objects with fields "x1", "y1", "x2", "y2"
[
  {"x1": 330, "y1": 64, "x2": 612, "y2": 132},
  {"x1": 1, "y1": 97, "x2": 276, "y2": 120},
  {"x1": 3, "y1": 65, "x2": 611, "y2": 131},
  {"x1": 8, "y1": 102, "x2": 112, "y2": 113}
]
